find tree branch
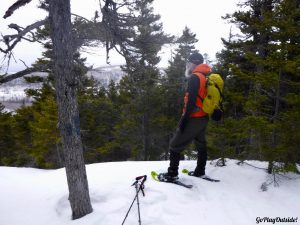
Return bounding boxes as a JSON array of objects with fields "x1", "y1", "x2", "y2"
[
  {"x1": 0, "y1": 66, "x2": 48, "y2": 84},
  {"x1": 71, "y1": 13, "x2": 92, "y2": 23},
  {"x1": 19, "y1": 59, "x2": 29, "y2": 68},
  {"x1": 3, "y1": 0, "x2": 33, "y2": 19},
  {"x1": 0, "y1": 19, "x2": 47, "y2": 54},
  {"x1": 0, "y1": 67, "x2": 37, "y2": 84}
]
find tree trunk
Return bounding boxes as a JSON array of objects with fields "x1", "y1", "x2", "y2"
[
  {"x1": 142, "y1": 112, "x2": 150, "y2": 161},
  {"x1": 271, "y1": 69, "x2": 282, "y2": 147},
  {"x1": 48, "y1": 0, "x2": 93, "y2": 219}
]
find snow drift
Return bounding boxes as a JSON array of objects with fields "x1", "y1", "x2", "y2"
[{"x1": 0, "y1": 160, "x2": 299, "y2": 225}]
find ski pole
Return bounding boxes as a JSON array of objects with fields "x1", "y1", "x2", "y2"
[
  {"x1": 135, "y1": 180, "x2": 141, "y2": 225},
  {"x1": 121, "y1": 175, "x2": 147, "y2": 225}
]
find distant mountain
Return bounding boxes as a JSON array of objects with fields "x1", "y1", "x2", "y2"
[
  {"x1": 86, "y1": 65, "x2": 124, "y2": 87},
  {"x1": 0, "y1": 65, "x2": 124, "y2": 112}
]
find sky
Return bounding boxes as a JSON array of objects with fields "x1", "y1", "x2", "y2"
[{"x1": 0, "y1": 0, "x2": 241, "y2": 73}]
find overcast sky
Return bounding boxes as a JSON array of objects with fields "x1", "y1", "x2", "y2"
[{"x1": 0, "y1": 0, "x2": 241, "y2": 73}]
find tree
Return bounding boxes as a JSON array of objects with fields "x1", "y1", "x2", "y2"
[
  {"x1": 165, "y1": 27, "x2": 199, "y2": 118},
  {"x1": 78, "y1": 80, "x2": 126, "y2": 163},
  {"x1": 48, "y1": 0, "x2": 93, "y2": 219},
  {"x1": 2, "y1": 0, "x2": 98, "y2": 219},
  {"x1": 28, "y1": 87, "x2": 62, "y2": 168},
  {"x1": 267, "y1": 0, "x2": 300, "y2": 171},
  {"x1": 161, "y1": 27, "x2": 199, "y2": 158},
  {"x1": 108, "y1": 0, "x2": 172, "y2": 160},
  {"x1": 219, "y1": 0, "x2": 300, "y2": 174},
  {"x1": 0, "y1": 103, "x2": 16, "y2": 165},
  {"x1": 1, "y1": 0, "x2": 176, "y2": 219}
]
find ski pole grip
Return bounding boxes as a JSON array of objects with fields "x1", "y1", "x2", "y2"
[{"x1": 135, "y1": 175, "x2": 147, "y2": 181}]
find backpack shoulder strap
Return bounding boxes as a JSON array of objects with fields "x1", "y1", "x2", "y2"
[
  {"x1": 192, "y1": 72, "x2": 207, "y2": 102},
  {"x1": 214, "y1": 83, "x2": 225, "y2": 101}
]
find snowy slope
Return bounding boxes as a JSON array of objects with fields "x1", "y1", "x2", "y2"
[
  {"x1": 0, "y1": 72, "x2": 48, "y2": 101},
  {"x1": 0, "y1": 160, "x2": 299, "y2": 225},
  {"x1": 86, "y1": 65, "x2": 124, "y2": 87},
  {"x1": 0, "y1": 72, "x2": 47, "y2": 111},
  {"x1": 0, "y1": 66, "x2": 124, "y2": 111}
]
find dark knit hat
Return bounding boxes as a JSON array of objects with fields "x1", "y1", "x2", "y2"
[{"x1": 188, "y1": 52, "x2": 204, "y2": 65}]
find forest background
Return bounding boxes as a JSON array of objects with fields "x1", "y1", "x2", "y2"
[{"x1": 0, "y1": 0, "x2": 299, "y2": 176}]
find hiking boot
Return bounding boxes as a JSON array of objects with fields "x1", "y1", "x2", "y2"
[
  {"x1": 188, "y1": 170, "x2": 205, "y2": 177},
  {"x1": 158, "y1": 172, "x2": 179, "y2": 182},
  {"x1": 158, "y1": 167, "x2": 179, "y2": 182}
]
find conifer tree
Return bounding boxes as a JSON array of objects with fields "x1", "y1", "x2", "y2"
[
  {"x1": 161, "y1": 27, "x2": 199, "y2": 158},
  {"x1": 113, "y1": 0, "x2": 172, "y2": 160},
  {"x1": 27, "y1": 86, "x2": 61, "y2": 168},
  {"x1": 219, "y1": 0, "x2": 300, "y2": 172},
  {"x1": 164, "y1": 27, "x2": 198, "y2": 119},
  {"x1": 0, "y1": 103, "x2": 16, "y2": 165}
]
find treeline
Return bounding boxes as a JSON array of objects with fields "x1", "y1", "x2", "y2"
[{"x1": 0, "y1": 0, "x2": 299, "y2": 174}]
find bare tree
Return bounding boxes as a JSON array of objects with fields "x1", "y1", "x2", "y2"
[
  {"x1": 2, "y1": 0, "x2": 93, "y2": 219},
  {"x1": 1, "y1": 0, "x2": 169, "y2": 219},
  {"x1": 48, "y1": 0, "x2": 93, "y2": 219}
]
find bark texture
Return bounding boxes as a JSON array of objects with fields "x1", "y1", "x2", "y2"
[{"x1": 48, "y1": 0, "x2": 93, "y2": 219}]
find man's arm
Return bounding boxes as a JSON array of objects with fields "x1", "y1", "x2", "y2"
[
  {"x1": 185, "y1": 75, "x2": 200, "y2": 116},
  {"x1": 179, "y1": 74, "x2": 200, "y2": 131}
]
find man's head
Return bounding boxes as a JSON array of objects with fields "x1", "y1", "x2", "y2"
[
  {"x1": 188, "y1": 52, "x2": 204, "y2": 65},
  {"x1": 185, "y1": 52, "x2": 204, "y2": 78}
]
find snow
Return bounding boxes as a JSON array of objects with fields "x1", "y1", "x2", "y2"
[
  {"x1": 0, "y1": 160, "x2": 299, "y2": 225},
  {"x1": 0, "y1": 72, "x2": 47, "y2": 111},
  {"x1": 86, "y1": 65, "x2": 124, "y2": 87},
  {"x1": 0, "y1": 67, "x2": 123, "y2": 111}
]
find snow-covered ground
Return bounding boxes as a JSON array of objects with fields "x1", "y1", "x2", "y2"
[{"x1": 0, "y1": 160, "x2": 299, "y2": 225}]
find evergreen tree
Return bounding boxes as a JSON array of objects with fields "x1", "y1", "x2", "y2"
[
  {"x1": 78, "y1": 80, "x2": 126, "y2": 162},
  {"x1": 27, "y1": 85, "x2": 61, "y2": 168},
  {"x1": 161, "y1": 27, "x2": 199, "y2": 158},
  {"x1": 112, "y1": 0, "x2": 172, "y2": 160},
  {"x1": 12, "y1": 105, "x2": 36, "y2": 166},
  {"x1": 218, "y1": 0, "x2": 300, "y2": 172},
  {"x1": 0, "y1": 103, "x2": 16, "y2": 165},
  {"x1": 165, "y1": 27, "x2": 199, "y2": 119},
  {"x1": 267, "y1": 0, "x2": 300, "y2": 171}
]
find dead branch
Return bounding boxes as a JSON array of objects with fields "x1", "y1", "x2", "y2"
[
  {"x1": 0, "y1": 19, "x2": 47, "y2": 54},
  {"x1": 0, "y1": 66, "x2": 48, "y2": 84},
  {"x1": 3, "y1": 0, "x2": 33, "y2": 19},
  {"x1": 71, "y1": 13, "x2": 92, "y2": 23},
  {"x1": 19, "y1": 59, "x2": 29, "y2": 68},
  {"x1": 0, "y1": 67, "x2": 36, "y2": 84}
]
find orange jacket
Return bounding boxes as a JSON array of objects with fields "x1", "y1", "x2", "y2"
[{"x1": 183, "y1": 64, "x2": 211, "y2": 118}]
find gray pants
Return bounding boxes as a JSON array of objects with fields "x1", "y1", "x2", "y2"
[{"x1": 169, "y1": 116, "x2": 209, "y2": 175}]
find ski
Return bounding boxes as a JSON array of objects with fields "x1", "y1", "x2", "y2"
[
  {"x1": 182, "y1": 169, "x2": 220, "y2": 182},
  {"x1": 151, "y1": 171, "x2": 193, "y2": 189}
]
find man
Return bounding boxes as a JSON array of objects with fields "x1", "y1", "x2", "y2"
[{"x1": 160, "y1": 52, "x2": 211, "y2": 182}]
